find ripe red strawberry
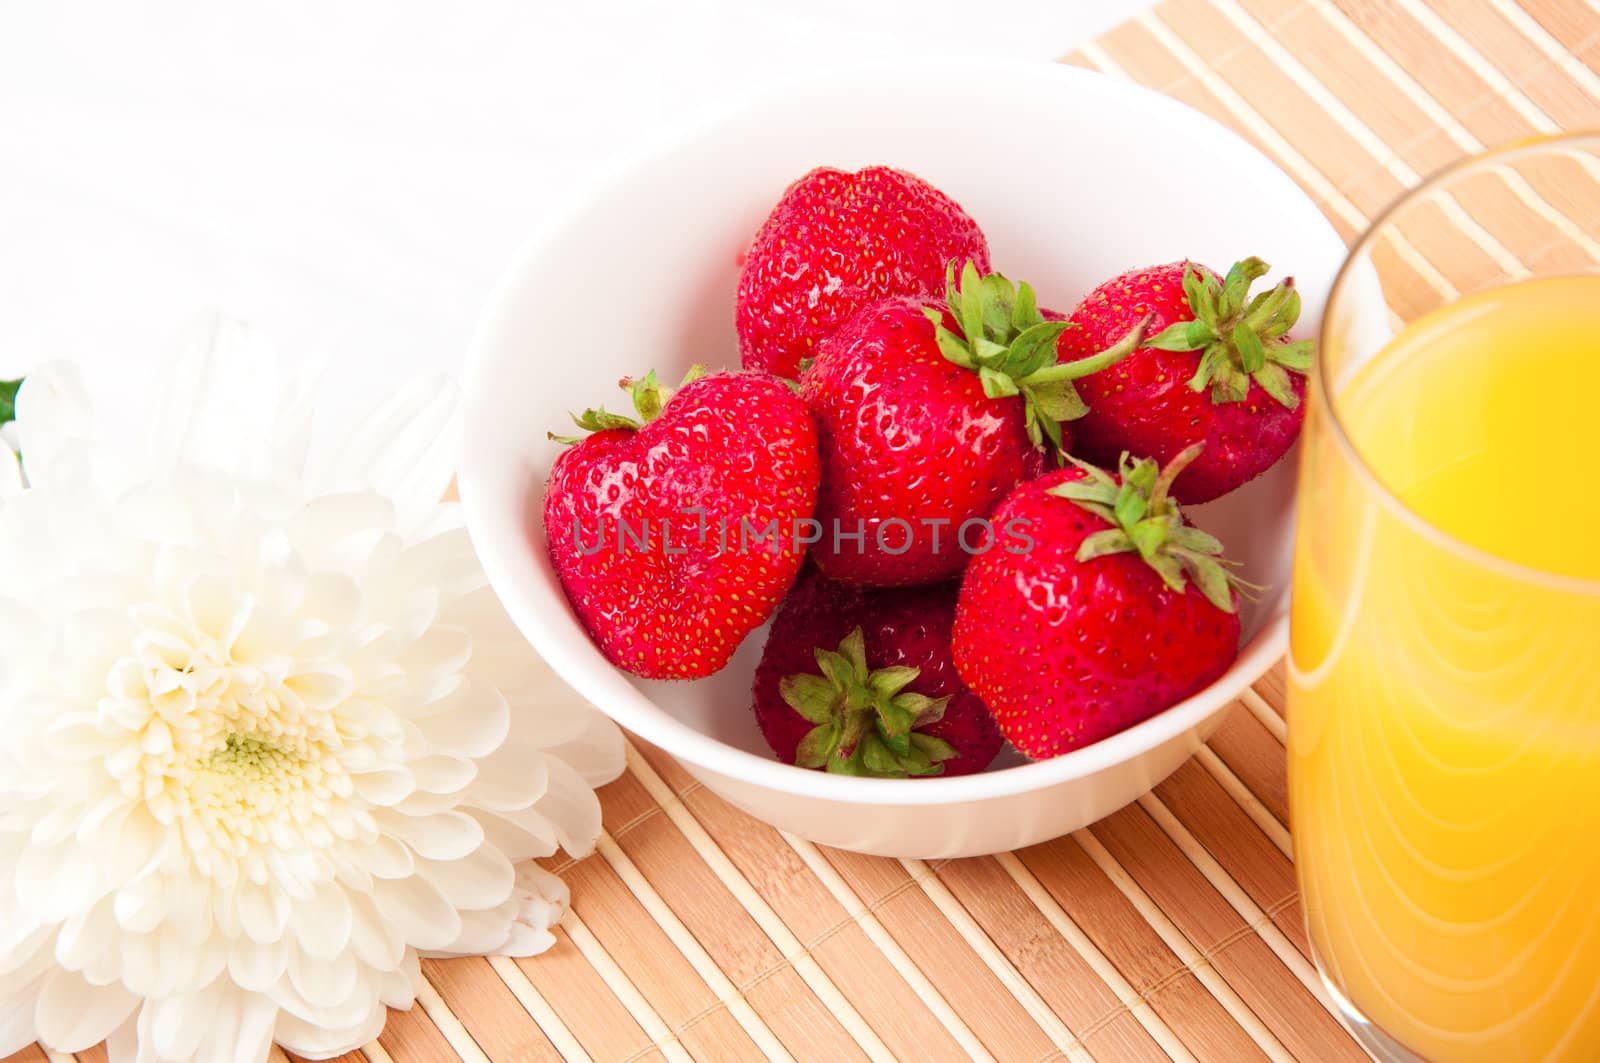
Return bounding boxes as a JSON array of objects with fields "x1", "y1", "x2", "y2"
[
  {"x1": 752, "y1": 571, "x2": 1001, "y2": 777},
  {"x1": 736, "y1": 166, "x2": 990, "y2": 379},
  {"x1": 543, "y1": 368, "x2": 820, "y2": 679},
  {"x1": 1058, "y1": 258, "x2": 1314, "y2": 504},
  {"x1": 952, "y1": 446, "x2": 1243, "y2": 759},
  {"x1": 800, "y1": 262, "x2": 1150, "y2": 586}
]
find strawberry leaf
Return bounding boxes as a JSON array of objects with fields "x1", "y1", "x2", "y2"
[
  {"x1": 779, "y1": 673, "x2": 839, "y2": 725},
  {"x1": 796, "y1": 724, "x2": 838, "y2": 769},
  {"x1": 909, "y1": 733, "x2": 957, "y2": 764},
  {"x1": 1057, "y1": 448, "x2": 1252, "y2": 613},
  {"x1": 1178, "y1": 259, "x2": 1314, "y2": 409}
]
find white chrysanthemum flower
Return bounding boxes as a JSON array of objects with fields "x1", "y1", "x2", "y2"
[{"x1": 0, "y1": 317, "x2": 624, "y2": 1062}]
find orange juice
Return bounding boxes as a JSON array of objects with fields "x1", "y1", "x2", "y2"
[{"x1": 1290, "y1": 276, "x2": 1600, "y2": 1061}]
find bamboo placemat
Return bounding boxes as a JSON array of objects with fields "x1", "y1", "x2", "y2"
[{"x1": 12, "y1": 1, "x2": 1600, "y2": 1060}]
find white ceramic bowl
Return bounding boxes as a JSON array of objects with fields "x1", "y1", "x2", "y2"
[{"x1": 460, "y1": 59, "x2": 1346, "y2": 859}]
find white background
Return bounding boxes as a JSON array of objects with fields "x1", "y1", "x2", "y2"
[{"x1": 0, "y1": 1, "x2": 1150, "y2": 431}]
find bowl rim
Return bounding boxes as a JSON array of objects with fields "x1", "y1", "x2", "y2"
[{"x1": 460, "y1": 57, "x2": 1328, "y2": 807}]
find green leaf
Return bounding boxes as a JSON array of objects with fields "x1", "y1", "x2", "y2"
[
  {"x1": 1027, "y1": 379, "x2": 1089, "y2": 424},
  {"x1": 900, "y1": 744, "x2": 936, "y2": 775},
  {"x1": 1047, "y1": 479, "x2": 1118, "y2": 506},
  {"x1": 972, "y1": 337, "x2": 1009, "y2": 364},
  {"x1": 1171, "y1": 524, "x2": 1225, "y2": 556},
  {"x1": 1211, "y1": 364, "x2": 1250, "y2": 404},
  {"x1": 1146, "y1": 321, "x2": 1203, "y2": 352},
  {"x1": 1184, "y1": 555, "x2": 1237, "y2": 613},
  {"x1": 795, "y1": 724, "x2": 839, "y2": 768},
  {"x1": 1219, "y1": 257, "x2": 1269, "y2": 318},
  {"x1": 571, "y1": 407, "x2": 640, "y2": 433},
  {"x1": 933, "y1": 324, "x2": 978, "y2": 369},
  {"x1": 1233, "y1": 322, "x2": 1267, "y2": 373},
  {"x1": 0, "y1": 379, "x2": 19, "y2": 427},
  {"x1": 1004, "y1": 321, "x2": 1069, "y2": 379},
  {"x1": 908, "y1": 732, "x2": 958, "y2": 764},
  {"x1": 630, "y1": 370, "x2": 664, "y2": 421},
  {"x1": 779, "y1": 673, "x2": 840, "y2": 724},
  {"x1": 838, "y1": 628, "x2": 868, "y2": 678},
  {"x1": 1266, "y1": 287, "x2": 1303, "y2": 338},
  {"x1": 980, "y1": 273, "x2": 1015, "y2": 339},
  {"x1": 1013, "y1": 281, "x2": 1043, "y2": 331},
  {"x1": 826, "y1": 744, "x2": 867, "y2": 775},
  {"x1": 899, "y1": 693, "x2": 948, "y2": 726},
  {"x1": 880, "y1": 727, "x2": 912, "y2": 758},
  {"x1": 1270, "y1": 339, "x2": 1315, "y2": 372},
  {"x1": 958, "y1": 261, "x2": 986, "y2": 343},
  {"x1": 877, "y1": 698, "x2": 917, "y2": 738},
  {"x1": 978, "y1": 367, "x2": 1020, "y2": 398},
  {"x1": 814, "y1": 648, "x2": 851, "y2": 690},
  {"x1": 1076, "y1": 528, "x2": 1134, "y2": 562},
  {"x1": 868, "y1": 665, "x2": 919, "y2": 700},
  {"x1": 1128, "y1": 518, "x2": 1167, "y2": 562},
  {"x1": 862, "y1": 734, "x2": 900, "y2": 776},
  {"x1": 1252, "y1": 362, "x2": 1300, "y2": 409},
  {"x1": 1183, "y1": 264, "x2": 1220, "y2": 324},
  {"x1": 1113, "y1": 484, "x2": 1148, "y2": 529}
]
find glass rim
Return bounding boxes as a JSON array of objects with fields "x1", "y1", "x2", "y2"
[{"x1": 1318, "y1": 130, "x2": 1600, "y2": 597}]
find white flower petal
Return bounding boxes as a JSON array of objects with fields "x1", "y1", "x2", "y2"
[
  {"x1": 533, "y1": 755, "x2": 608, "y2": 857},
  {"x1": 0, "y1": 327, "x2": 618, "y2": 1062},
  {"x1": 9, "y1": 362, "x2": 94, "y2": 490},
  {"x1": 380, "y1": 951, "x2": 422, "y2": 1010},
  {"x1": 148, "y1": 981, "x2": 221, "y2": 1061},
  {"x1": 413, "y1": 679, "x2": 509, "y2": 758},
  {"x1": 205, "y1": 991, "x2": 277, "y2": 1063},
  {"x1": 275, "y1": 999, "x2": 384, "y2": 1062},
  {"x1": 415, "y1": 844, "x2": 515, "y2": 913},
  {"x1": 287, "y1": 946, "x2": 359, "y2": 1012},
  {"x1": 542, "y1": 706, "x2": 627, "y2": 788},
  {"x1": 237, "y1": 882, "x2": 290, "y2": 945},
  {"x1": 346, "y1": 895, "x2": 404, "y2": 972},
  {"x1": 469, "y1": 810, "x2": 557, "y2": 864},
  {"x1": 371, "y1": 876, "x2": 461, "y2": 952},
  {"x1": 226, "y1": 937, "x2": 288, "y2": 994},
  {"x1": 409, "y1": 754, "x2": 477, "y2": 796},
  {"x1": 0, "y1": 975, "x2": 45, "y2": 1056},
  {"x1": 290, "y1": 882, "x2": 353, "y2": 962},
  {"x1": 315, "y1": 375, "x2": 459, "y2": 534},
  {"x1": 0, "y1": 444, "x2": 21, "y2": 498},
  {"x1": 34, "y1": 968, "x2": 139, "y2": 1051},
  {"x1": 148, "y1": 312, "x2": 285, "y2": 481},
  {"x1": 467, "y1": 746, "x2": 549, "y2": 812},
  {"x1": 375, "y1": 809, "x2": 484, "y2": 862}
]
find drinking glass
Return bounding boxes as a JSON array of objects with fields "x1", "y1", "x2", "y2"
[{"x1": 1290, "y1": 133, "x2": 1600, "y2": 1062}]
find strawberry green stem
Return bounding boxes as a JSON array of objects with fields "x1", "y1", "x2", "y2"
[
  {"x1": 1046, "y1": 445, "x2": 1255, "y2": 613},
  {"x1": 780, "y1": 627, "x2": 957, "y2": 778},
  {"x1": 549, "y1": 364, "x2": 706, "y2": 445},
  {"x1": 1145, "y1": 258, "x2": 1314, "y2": 409},
  {"x1": 922, "y1": 260, "x2": 1151, "y2": 459}
]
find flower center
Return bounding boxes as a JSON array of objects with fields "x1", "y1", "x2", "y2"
[{"x1": 101, "y1": 604, "x2": 372, "y2": 879}]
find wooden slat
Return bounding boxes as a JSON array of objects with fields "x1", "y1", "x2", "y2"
[{"x1": 22, "y1": 2, "x2": 1599, "y2": 1059}]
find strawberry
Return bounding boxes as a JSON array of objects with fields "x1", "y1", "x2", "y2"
[
  {"x1": 543, "y1": 368, "x2": 820, "y2": 680},
  {"x1": 952, "y1": 445, "x2": 1244, "y2": 759},
  {"x1": 1059, "y1": 258, "x2": 1314, "y2": 504},
  {"x1": 799, "y1": 262, "x2": 1149, "y2": 586},
  {"x1": 736, "y1": 166, "x2": 990, "y2": 379},
  {"x1": 752, "y1": 571, "x2": 1001, "y2": 776}
]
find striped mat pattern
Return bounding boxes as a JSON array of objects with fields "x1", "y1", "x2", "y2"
[{"x1": 13, "y1": 0, "x2": 1600, "y2": 1059}]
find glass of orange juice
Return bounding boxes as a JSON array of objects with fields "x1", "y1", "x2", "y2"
[{"x1": 1290, "y1": 133, "x2": 1600, "y2": 1062}]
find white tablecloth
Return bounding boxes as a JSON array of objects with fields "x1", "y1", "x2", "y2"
[{"x1": 0, "y1": 1, "x2": 1148, "y2": 440}]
